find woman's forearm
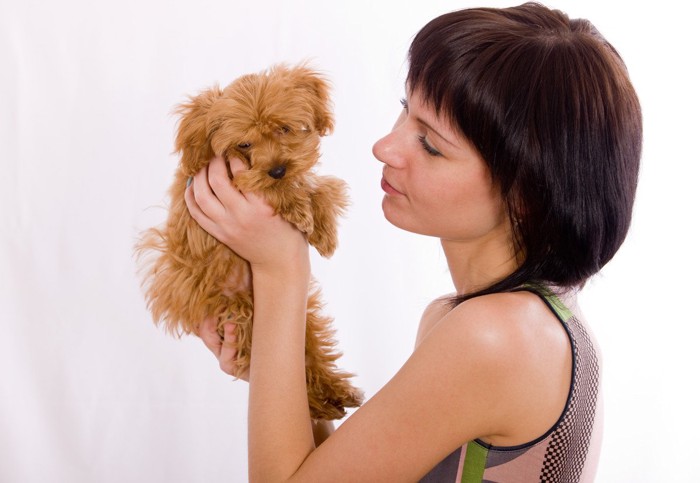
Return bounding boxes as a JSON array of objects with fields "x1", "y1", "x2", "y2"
[{"x1": 247, "y1": 263, "x2": 314, "y2": 482}]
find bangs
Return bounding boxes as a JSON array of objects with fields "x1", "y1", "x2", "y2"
[{"x1": 406, "y1": 12, "x2": 469, "y2": 132}]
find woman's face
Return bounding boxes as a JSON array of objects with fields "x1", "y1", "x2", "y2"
[{"x1": 372, "y1": 89, "x2": 509, "y2": 243}]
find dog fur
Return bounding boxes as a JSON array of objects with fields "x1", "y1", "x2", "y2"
[{"x1": 136, "y1": 64, "x2": 363, "y2": 420}]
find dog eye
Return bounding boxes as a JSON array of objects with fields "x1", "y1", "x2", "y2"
[{"x1": 238, "y1": 143, "x2": 251, "y2": 149}]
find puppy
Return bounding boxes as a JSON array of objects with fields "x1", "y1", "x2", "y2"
[{"x1": 137, "y1": 64, "x2": 363, "y2": 420}]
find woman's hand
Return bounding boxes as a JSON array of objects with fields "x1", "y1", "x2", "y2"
[
  {"x1": 198, "y1": 317, "x2": 248, "y2": 380},
  {"x1": 185, "y1": 155, "x2": 310, "y2": 379},
  {"x1": 184, "y1": 156, "x2": 310, "y2": 276}
]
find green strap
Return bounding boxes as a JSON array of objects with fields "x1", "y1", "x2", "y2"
[
  {"x1": 520, "y1": 283, "x2": 573, "y2": 321},
  {"x1": 461, "y1": 441, "x2": 488, "y2": 482}
]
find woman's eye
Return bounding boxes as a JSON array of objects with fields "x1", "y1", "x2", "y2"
[
  {"x1": 418, "y1": 135, "x2": 442, "y2": 156},
  {"x1": 238, "y1": 142, "x2": 251, "y2": 149},
  {"x1": 400, "y1": 98, "x2": 408, "y2": 110}
]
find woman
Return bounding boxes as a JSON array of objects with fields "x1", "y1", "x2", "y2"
[{"x1": 185, "y1": 3, "x2": 641, "y2": 481}]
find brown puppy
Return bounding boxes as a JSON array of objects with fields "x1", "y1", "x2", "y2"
[{"x1": 137, "y1": 64, "x2": 363, "y2": 420}]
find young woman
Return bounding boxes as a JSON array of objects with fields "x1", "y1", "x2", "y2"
[{"x1": 184, "y1": 3, "x2": 641, "y2": 481}]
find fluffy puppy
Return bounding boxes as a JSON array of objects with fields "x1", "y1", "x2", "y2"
[{"x1": 137, "y1": 64, "x2": 363, "y2": 420}]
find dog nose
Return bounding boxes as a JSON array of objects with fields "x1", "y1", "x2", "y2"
[{"x1": 267, "y1": 165, "x2": 286, "y2": 179}]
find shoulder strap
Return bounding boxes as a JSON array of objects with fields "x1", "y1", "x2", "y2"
[{"x1": 516, "y1": 283, "x2": 573, "y2": 322}]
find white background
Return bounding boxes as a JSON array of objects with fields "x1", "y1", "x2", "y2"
[{"x1": 1, "y1": 0, "x2": 698, "y2": 481}]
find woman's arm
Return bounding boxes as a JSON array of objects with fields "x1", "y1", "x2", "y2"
[
  {"x1": 198, "y1": 315, "x2": 336, "y2": 448},
  {"x1": 246, "y1": 260, "x2": 316, "y2": 481},
  {"x1": 186, "y1": 156, "x2": 334, "y2": 480}
]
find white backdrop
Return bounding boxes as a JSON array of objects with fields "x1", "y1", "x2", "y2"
[{"x1": 1, "y1": 0, "x2": 698, "y2": 481}]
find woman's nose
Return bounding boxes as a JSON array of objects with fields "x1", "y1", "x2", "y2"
[{"x1": 372, "y1": 126, "x2": 406, "y2": 169}]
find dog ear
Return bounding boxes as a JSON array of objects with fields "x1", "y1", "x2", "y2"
[
  {"x1": 289, "y1": 66, "x2": 335, "y2": 136},
  {"x1": 174, "y1": 86, "x2": 223, "y2": 174}
]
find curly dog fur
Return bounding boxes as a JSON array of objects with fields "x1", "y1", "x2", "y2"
[{"x1": 136, "y1": 64, "x2": 363, "y2": 420}]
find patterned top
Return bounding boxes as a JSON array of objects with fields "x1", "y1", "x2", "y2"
[{"x1": 419, "y1": 287, "x2": 602, "y2": 482}]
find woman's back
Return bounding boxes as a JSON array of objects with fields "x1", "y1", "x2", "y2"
[{"x1": 420, "y1": 286, "x2": 602, "y2": 482}]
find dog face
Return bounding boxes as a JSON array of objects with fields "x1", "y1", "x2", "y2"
[{"x1": 175, "y1": 65, "x2": 333, "y2": 189}]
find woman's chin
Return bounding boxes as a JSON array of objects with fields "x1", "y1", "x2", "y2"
[{"x1": 381, "y1": 200, "x2": 430, "y2": 236}]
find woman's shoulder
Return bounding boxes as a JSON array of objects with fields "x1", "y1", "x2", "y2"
[
  {"x1": 413, "y1": 290, "x2": 573, "y2": 446},
  {"x1": 415, "y1": 295, "x2": 454, "y2": 347},
  {"x1": 416, "y1": 290, "x2": 563, "y2": 350},
  {"x1": 439, "y1": 292, "x2": 556, "y2": 354}
]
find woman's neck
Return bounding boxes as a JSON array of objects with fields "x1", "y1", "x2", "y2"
[{"x1": 441, "y1": 229, "x2": 519, "y2": 295}]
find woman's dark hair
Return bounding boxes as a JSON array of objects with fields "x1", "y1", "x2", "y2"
[{"x1": 407, "y1": 2, "x2": 642, "y2": 303}]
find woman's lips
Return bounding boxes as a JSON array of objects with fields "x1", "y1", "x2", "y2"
[{"x1": 381, "y1": 177, "x2": 404, "y2": 195}]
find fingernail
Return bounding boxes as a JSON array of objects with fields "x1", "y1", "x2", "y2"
[{"x1": 186, "y1": 176, "x2": 193, "y2": 188}]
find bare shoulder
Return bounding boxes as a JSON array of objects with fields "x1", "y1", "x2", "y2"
[
  {"x1": 428, "y1": 291, "x2": 573, "y2": 446},
  {"x1": 292, "y1": 291, "x2": 572, "y2": 481},
  {"x1": 433, "y1": 291, "x2": 571, "y2": 370},
  {"x1": 415, "y1": 294, "x2": 454, "y2": 348},
  {"x1": 444, "y1": 290, "x2": 556, "y2": 329},
  {"x1": 417, "y1": 290, "x2": 566, "y2": 350}
]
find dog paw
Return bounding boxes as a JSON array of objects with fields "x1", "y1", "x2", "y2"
[
  {"x1": 285, "y1": 209, "x2": 314, "y2": 235},
  {"x1": 308, "y1": 231, "x2": 337, "y2": 258}
]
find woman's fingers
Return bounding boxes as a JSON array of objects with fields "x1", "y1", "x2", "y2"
[
  {"x1": 185, "y1": 156, "x2": 244, "y2": 241},
  {"x1": 198, "y1": 317, "x2": 222, "y2": 358},
  {"x1": 219, "y1": 323, "x2": 240, "y2": 376},
  {"x1": 193, "y1": 162, "x2": 224, "y2": 214},
  {"x1": 229, "y1": 156, "x2": 247, "y2": 177},
  {"x1": 184, "y1": 179, "x2": 222, "y2": 238},
  {"x1": 198, "y1": 319, "x2": 244, "y2": 378},
  {"x1": 208, "y1": 156, "x2": 246, "y2": 206}
]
